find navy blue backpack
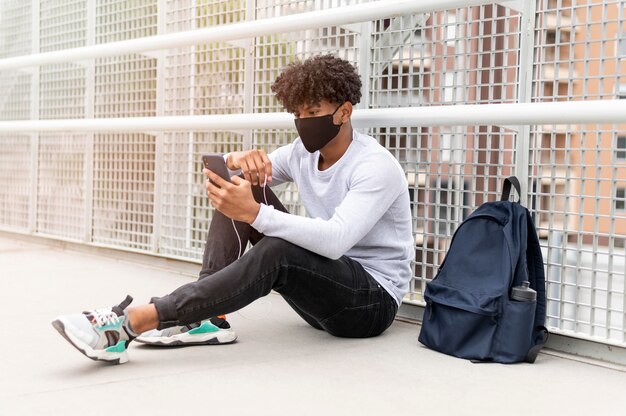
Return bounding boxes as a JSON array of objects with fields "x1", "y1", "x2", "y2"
[{"x1": 418, "y1": 177, "x2": 548, "y2": 363}]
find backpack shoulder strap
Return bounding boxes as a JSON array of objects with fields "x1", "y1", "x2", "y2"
[
  {"x1": 525, "y1": 209, "x2": 549, "y2": 362},
  {"x1": 525, "y1": 210, "x2": 546, "y2": 324},
  {"x1": 501, "y1": 176, "x2": 522, "y2": 202}
]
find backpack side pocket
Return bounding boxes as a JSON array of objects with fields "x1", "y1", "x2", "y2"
[{"x1": 492, "y1": 299, "x2": 536, "y2": 363}]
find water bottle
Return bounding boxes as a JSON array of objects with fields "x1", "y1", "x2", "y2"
[{"x1": 511, "y1": 281, "x2": 537, "y2": 302}]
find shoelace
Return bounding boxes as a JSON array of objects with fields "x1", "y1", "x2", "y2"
[{"x1": 89, "y1": 308, "x2": 121, "y2": 327}]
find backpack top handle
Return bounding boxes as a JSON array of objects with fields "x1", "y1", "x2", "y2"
[{"x1": 501, "y1": 176, "x2": 522, "y2": 202}]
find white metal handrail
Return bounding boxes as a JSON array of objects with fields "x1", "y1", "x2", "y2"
[
  {"x1": 0, "y1": 100, "x2": 624, "y2": 132},
  {"x1": 0, "y1": 0, "x2": 496, "y2": 71}
]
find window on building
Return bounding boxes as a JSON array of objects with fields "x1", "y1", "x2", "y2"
[
  {"x1": 618, "y1": 84, "x2": 626, "y2": 99},
  {"x1": 616, "y1": 187, "x2": 626, "y2": 212},
  {"x1": 617, "y1": 136, "x2": 626, "y2": 160}
]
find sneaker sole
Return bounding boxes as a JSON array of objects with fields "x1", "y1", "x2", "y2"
[
  {"x1": 134, "y1": 329, "x2": 237, "y2": 347},
  {"x1": 51, "y1": 319, "x2": 129, "y2": 364}
]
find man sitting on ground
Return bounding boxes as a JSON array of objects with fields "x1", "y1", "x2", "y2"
[{"x1": 52, "y1": 54, "x2": 415, "y2": 364}]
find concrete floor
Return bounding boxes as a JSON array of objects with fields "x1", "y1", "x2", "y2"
[{"x1": 1, "y1": 234, "x2": 626, "y2": 416}]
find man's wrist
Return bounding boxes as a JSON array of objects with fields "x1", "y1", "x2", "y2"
[{"x1": 246, "y1": 203, "x2": 261, "y2": 225}]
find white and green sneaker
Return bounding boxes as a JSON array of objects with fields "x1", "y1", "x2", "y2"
[
  {"x1": 51, "y1": 295, "x2": 137, "y2": 364},
  {"x1": 135, "y1": 316, "x2": 237, "y2": 347}
]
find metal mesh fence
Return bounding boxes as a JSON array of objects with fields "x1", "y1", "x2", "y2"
[
  {"x1": 37, "y1": 134, "x2": 86, "y2": 240},
  {"x1": 0, "y1": 1, "x2": 32, "y2": 59},
  {"x1": 36, "y1": 1, "x2": 89, "y2": 242},
  {"x1": 529, "y1": 0, "x2": 626, "y2": 343},
  {"x1": 0, "y1": 134, "x2": 31, "y2": 231},
  {"x1": 0, "y1": 0, "x2": 624, "y2": 346},
  {"x1": 0, "y1": 1, "x2": 32, "y2": 121},
  {"x1": 92, "y1": 133, "x2": 155, "y2": 250},
  {"x1": 0, "y1": 2, "x2": 33, "y2": 233}
]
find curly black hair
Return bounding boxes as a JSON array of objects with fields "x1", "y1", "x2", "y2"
[{"x1": 271, "y1": 54, "x2": 362, "y2": 114}]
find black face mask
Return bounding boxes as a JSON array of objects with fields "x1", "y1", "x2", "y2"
[{"x1": 294, "y1": 103, "x2": 344, "y2": 153}]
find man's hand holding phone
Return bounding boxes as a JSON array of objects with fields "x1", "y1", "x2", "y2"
[{"x1": 202, "y1": 154, "x2": 260, "y2": 224}]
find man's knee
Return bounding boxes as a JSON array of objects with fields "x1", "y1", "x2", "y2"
[{"x1": 248, "y1": 237, "x2": 325, "y2": 276}]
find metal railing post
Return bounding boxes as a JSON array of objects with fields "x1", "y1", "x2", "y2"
[
  {"x1": 514, "y1": 0, "x2": 537, "y2": 205},
  {"x1": 358, "y1": 20, "x2": 372, "y2": 111},
  {"x1": 243, "y1": 0, "x2": 257, "y2": 150},
  {"x1": 28, "y1": 0, "x2": 40, "y2": 234},
  {"x1": 152, "y1": 0, "x2": 167, "y2": 254},
  {"x1": 84, "y1": 0, "x2": 95, "y2": 244},
  {"x1": 185, "y1": 0, "x2": 198, "y2": 251}
]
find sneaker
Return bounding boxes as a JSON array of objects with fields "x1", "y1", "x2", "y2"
[
  {"x1": 135, "y1": 316, "x2": 237, "y2": 347},
  {"x1": 51, "y1": 295, "x2": 136, "y2": 364}
]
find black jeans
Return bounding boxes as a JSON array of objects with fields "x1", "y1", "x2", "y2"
[{"x1": 151, "y1": 185, "x2": 398, "y2": 338}]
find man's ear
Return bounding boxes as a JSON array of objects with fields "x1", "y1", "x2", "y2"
[{"x1": 341, "y1": 101, "x2": 353, "y2": 122}]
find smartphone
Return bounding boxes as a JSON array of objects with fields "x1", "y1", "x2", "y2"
[{"x1": 202, "y1": 154, "x2": 231, "y2": 186}]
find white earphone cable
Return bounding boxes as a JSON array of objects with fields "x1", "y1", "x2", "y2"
[
  {"x1": 231, "y1": 174, "x2": 271, "y2": 321},
  {"x1": 231, "y1": 175, "x2": 269, "y2": 261}
]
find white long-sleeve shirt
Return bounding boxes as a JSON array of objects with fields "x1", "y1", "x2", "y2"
[{"x1": 251, "y1": 130, "x2": 415, "y2": 306}]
